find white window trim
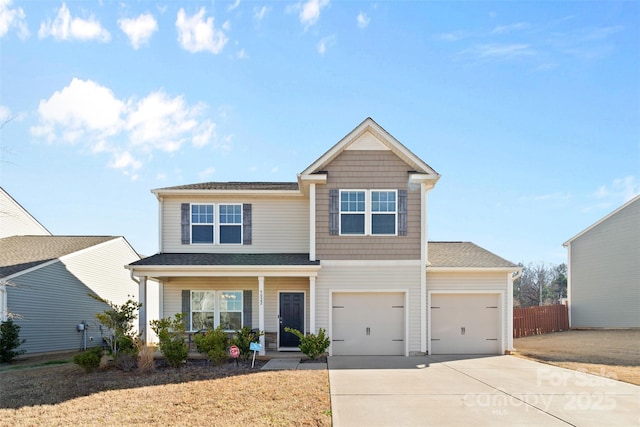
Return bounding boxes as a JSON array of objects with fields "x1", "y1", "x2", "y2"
[
  {"x1": 339, "y1": 189, "x2": 398, "y2": 236},
  {"x1": 371, "y1": 189, "x2": 398, "y2": 236},
  {"x1": 218, "y1": 290, "x2": 244, "y2": 331},
  {"x1": 190, "y1": 203, "x2": 215, "y2": 245},
  {"x1": 218, "y1": 203, "x2": 243, "y2": 245},
  {"x1": 190, "y1": 290, "x2": 215, "y2": 330},
  {"x1": 189, "y1": 203, "x2": 244, "y2": 245},
  {"x1": 189, "y1": 290, "x2": 244, "y2": 332}
]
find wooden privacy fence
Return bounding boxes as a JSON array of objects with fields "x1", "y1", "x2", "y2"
[{"x1": 513, "y1": 304, "x2": 569, "y2": 338}]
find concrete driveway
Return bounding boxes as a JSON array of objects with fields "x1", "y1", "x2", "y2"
[{"x1": 328, "y1": 355, "x2": 640, "y2": 426}]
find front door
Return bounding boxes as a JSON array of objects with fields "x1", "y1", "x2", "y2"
[{"x1": 279, "y1": 292, "x2": 304, "y2": 348}]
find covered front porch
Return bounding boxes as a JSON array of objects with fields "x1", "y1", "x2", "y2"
[{"x1": 126, "y1": 253, "x2": 321, "y2": 356}]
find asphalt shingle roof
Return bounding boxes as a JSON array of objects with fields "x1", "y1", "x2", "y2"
[
  {"x1": 130, "y1": 253, "x2": 320, "y2": 267},
  {"x1": 427, "y1": 242, "x2": 517, "y2": 268},
  {"x1": 0, "y1": 236, "x2": 118, "y2": 277},
  {"x1": 156, "y1": 182, "x2": 299, "y2": 191}
]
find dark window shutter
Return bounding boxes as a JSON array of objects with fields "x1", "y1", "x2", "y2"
[
  {"x1": 181, "y1": 203, "x2": 190, "y2": 244},
  {"x1": 181, "y1": 290, "x2": 191, "y2": 330},
  {"x1": 329, "y1": 189, "x2": 339, "y2": 235},
  {"x1": 243, "y1": 290, "x2": 252, "y2": 327},
  {"x1": 398, "y1": 190, "x2": 408, "y2": 236},
  {"x1": 243, "y1": 204, "x2": 252, "y2": 245}
]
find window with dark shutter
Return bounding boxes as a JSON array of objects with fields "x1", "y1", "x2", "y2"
[
  {"x1": 181, "y1": 290, "x2": 191, "y2": 330},
  {"x1": 181, "y1": 203, "x2": 190, "y2": 244},
  {"x1": 398, "y1": 190, "x2": 407, "y2": 236},
  {"x1": 329, "y1": 189, "x2": 339, "y2": 235},
  {"x1": 243, "y1": 290, "x2": 252, "y2": 327},
  {"x1": 243, "y1": 204, "x2": 252, "y2": 245}
]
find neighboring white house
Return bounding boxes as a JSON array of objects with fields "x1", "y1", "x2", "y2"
[
  {"x1": 0, "y1": 188, "x2": 144, "y2": 354},
  {"x1": 0, "y1": 187, "x2": 51, "y2": 238},
  {"x1": 128, "y1": 118, "x2": 520, "y2": 356},
  {"x1": 563, "y1": 194, "x2": 640, "y2": 328}
]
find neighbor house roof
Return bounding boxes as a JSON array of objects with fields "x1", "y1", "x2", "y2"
[
  {"x1": 427, "y1": 242, "x2": 518, "y2": 269},
  {"x1": 130, "y1": 253, "x2": 320, "y2": 267},
  {"x1": 0, "y1": 236, "x2": 118, "y2": 278}
]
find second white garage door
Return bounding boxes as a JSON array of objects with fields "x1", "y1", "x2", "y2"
[
  {"x1": 332, "y1": 292, "x2": 405, "y2": 356},
  {"x1": 430, "y1": 293, "x2": 500, "y2": 354}
]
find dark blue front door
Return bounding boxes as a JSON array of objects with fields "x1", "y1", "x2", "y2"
[{"x1": 279, "y1": 292, "x2": 304, "y2": 348}]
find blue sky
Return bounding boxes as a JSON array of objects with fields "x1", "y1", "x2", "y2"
[{"x1": 1, "y1": 0, "x2": 638, "y2": 264}]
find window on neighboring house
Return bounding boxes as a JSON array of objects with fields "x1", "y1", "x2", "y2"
[
  {"x1": 191, "y1": 291, "x2": 215, "y2": 330},
  {"x1": 371, "y1": 190, "x2": 397, "y2": 235},
  {"x1": 191, "y1": 204, "x2": 214, "y2": 244},
  {"x1": 219, "y1": 204, "x2": 242, "y2": 244},
  {"x1": 340, "y1": 190, "x2": 365, "y2": 234},
  {"x1": 219, "y1": 291, "x2": 243, "y2": 331}
]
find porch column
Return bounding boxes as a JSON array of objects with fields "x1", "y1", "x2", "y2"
[
  {"x1": 309, "y1": 276, "x2": 316, "y2": 333},
  {"x1": 258, "y1": 276, "x2": 265, "y2": 356},
  {"x1": 309, "y1": 183, "x2": 316, "y2": 261},
  {"x1": 138, "y1": 276, "x2": 148, "y2": 342}
]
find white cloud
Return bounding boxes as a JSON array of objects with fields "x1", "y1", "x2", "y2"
[
  {"x1": 38, "y1": 2, "x2": 110, "y2": 42},
  {"x1": 293, "y1": 0, "x2": 329, "y2": 30},
  {"x1": 317, "y1": 34, "x2": 335, "y2": 55},
  {"x1": 118, "y1": 13, "x2": 158, "y2": 49},
  {"x1": 0, "y1": 0, "x2": 29, "y2": 39},
  {"x1": 491, "y1": 22, "x2": 530, "y2": 34},
  {"x1": 465, "y1": 43, "x2": 535, "y2": 60},
  {"x1": 0, "y1": 104, "x2": 10, "y2": 122},
  {"x1": 175, "y1": 7, "x2": 228, "y2": 54},
  {"x1": 198, "y1": 166, "x2": 216, "y2": 180},
  {"x1": 236, "y1": 48, "x2": 249, "y2": 59},
  {"x1": 254, "y1": 5, "x2": 270, "y2": 22},
  {"x1": 356, "y1": 12, "x2": 369, "y2": 29},
  {"x1": 31, "y1": 78, "x2": 218, "y2": 178},
  {"x1": 228, "y1": 0, "x2": 241, "y2": 11},
  {"x1": 593, "y1": 176, "x2": 639, "y2": 203},
  {"x1": 31, "y1": 78, "x2": 124, "y2": 143}
]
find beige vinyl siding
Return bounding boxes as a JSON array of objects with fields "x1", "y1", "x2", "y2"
[
  {"x1": 264, "y1": 277, "x2": 310, "y2": 334},
  {"x1": 569, "y1": 197, "x2": 640, "y2": 328},
  {"x1": 316, "y1": 150, "x2": 422, "y2": 260},
  {"x1": 161, "y1": 196, "x2": 309, "y2": 253},
  {"x1": 427, "y1": 271, "x2": 511, "y2": 354},
  {"x1": 0, "y1": 189, "x2": 50, "y2": 238},
  {"x1": 163, "y1": 277, "x2": 258, "y2": 330},
  {"x1": 316, "y1": 261, "x2": 422, "y2": 354},
  {"x1": 62, "y1": 238, "x2": 140, "y2": 306},
  {"x1": 162, "y1": 276, "x2": 310, "y2": 335}
]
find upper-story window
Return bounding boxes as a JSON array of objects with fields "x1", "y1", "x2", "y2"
[
  {"x1": 219, "y1": 204, "x2": 242, "y2": 244},
  {"x1": 191, "y1": 204, "x2": 214, "y2": 244},
  {"x1": 338, "y1": 190, "x2": 397, "y2": 236},
  {"x1": 371, "y1": 191, "x2": 396, "y2": 235},
  {"x1": 186, "y1": 203, "x2": 246, "y2": 245},
  {"x1": 340, "y1": 191, "x2": 365, "y2": 234}
]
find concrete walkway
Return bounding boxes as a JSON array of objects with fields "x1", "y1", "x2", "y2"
[
  {"x1": 261, "y1": 357, "x2": 327, "y2": 370},
  {"x1": 328, "y1": 355, "x2": 640, "y2": 427}
]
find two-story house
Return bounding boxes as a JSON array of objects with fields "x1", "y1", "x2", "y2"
[{"x1": 127, "y1": 118, "x2": 519, "y2": 356}]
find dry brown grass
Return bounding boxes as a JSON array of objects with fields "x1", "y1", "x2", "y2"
[
  {"x1": 513, "y1": 329, "x2": 640, "y2": 385},
  {"x1": 0, "y1": 356, "x2": 331, "y2": 426}
]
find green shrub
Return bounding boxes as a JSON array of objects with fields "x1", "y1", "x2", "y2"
[
  {"x1": 231, "y1": 326, "x2": 264, "y2": 360},
  {"x1": 0, "y1": 319, "x2": 26, "y2": 363},
  {"x1": 194, "y1": 326, "x2": 229, "y2": 366},
  {"x1": 284, "y1": 327, "x2": 330, "y2": 360},
  {"x1": 150, "y1": 314, "x2": 188, "y2": 368},
  {"x1": 73, "y1": 347, "x2": 102, "y2": 372},
  {"x1": 90, "y1": 295, "x2": 141, "y2": 357}
]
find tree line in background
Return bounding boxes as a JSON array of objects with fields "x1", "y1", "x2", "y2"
[{"x1": 514, "y1": 262, "x2": 567, "y2": 307}]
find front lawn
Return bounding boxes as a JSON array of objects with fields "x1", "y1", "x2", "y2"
[{"x1": 0, "y1": 356, "x2": 331, "y2": 426}]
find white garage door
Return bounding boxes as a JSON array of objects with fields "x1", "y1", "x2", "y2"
[
  {"x1": 430, "y1": 294, "x2": 500, "y2": 354},
  {"x1": 332, "y1": 292, "x2": 405, "y2": 356}
]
